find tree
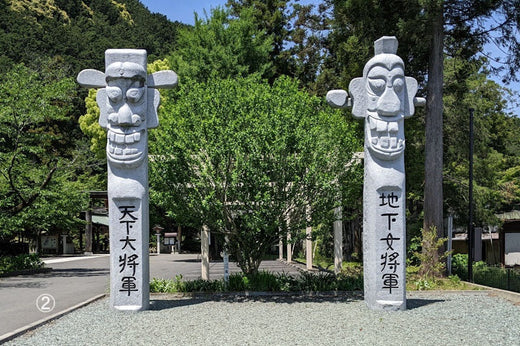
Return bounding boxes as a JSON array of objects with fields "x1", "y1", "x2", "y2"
[
  {"x1": 150, "y1": 75, "x2": 361, "y2": 275},
  {"x1": 422, "y1": 0, "x2": 520, "y2": 257},
  {"x1": 443, "y1": 57, "x2": 520, "y2": 226},
  {"x1": 324, "y1": 0, "x2": 520, "y2": 271},
  {"x1": 169, "y1": 7, "x2": 273, "y2": 83},
  {"x1": 227, "y1": 0, "x2": 294, "y2": 79},
  {"x1": 0, "y1": 64, "x2": 99, "y2": 244},
  {"x1": 423, "y1": 0, "x2": 444, "y2": 257}
]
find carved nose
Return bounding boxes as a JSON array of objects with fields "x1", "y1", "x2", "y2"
[
  {"x1": 117, "y1": 104, "x2": 133, "y2": 126},
  {"x1": 377, "y1": 88, "x2": 401, "y2": 116}
]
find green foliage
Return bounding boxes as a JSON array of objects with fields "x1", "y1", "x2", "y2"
[
  {"x1": 226, "y1": 0, "x2": 293, "y2": 80},
  {"x1": 444, "y1": 57, "x2": 520, "y2": 226},
  {"x1": 0, "y1": 64, "x2": 92, "y2": 240},
  {"x1": 150, "y1": 270, "x2": 363, "y2": 293},
  {"x1": 452, "y1": 254, "x2": 520, "y2": 293},
  {"x1": 150, "y1": 75, "x2": 361, "y2": 275},
  {"x1": 169, "y1": 7, "x2": 273, "y2": 83},
  {"x1": 0, "y1": 253, "x2": 44, "y2": 274},
  {"x1": 0, "y1": 0, "x2": 185, "y2": 73},
  {"x1": 406, "y1": 263, "x2": 473, "y2": 291},
  {"x1": 451, "y1": 253, "x2": 469, "y2": 278},
  {"x1": 415, "y1": 226, "x2": 448, "y2": 278},
  {"x1": 78, "y1": 89, "x2": 106, "y2": 159}
]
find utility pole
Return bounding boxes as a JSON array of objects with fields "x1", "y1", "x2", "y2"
[{"x1": 468, "y1": 108, "x2": 475, "y2": 282}]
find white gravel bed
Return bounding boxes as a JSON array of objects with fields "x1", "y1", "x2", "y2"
[{"x1": 8, "y1": 291, "x2": 520, "y2": 346}]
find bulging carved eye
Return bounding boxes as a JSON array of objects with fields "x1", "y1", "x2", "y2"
[
  {"x1": 393, "y1": 78, "x2": 404, "y2": 93},
  {"x1": 126, "y1": 87, "x2": 145, "y2": 103},
  {"x1": 106, "y1": 86, "x2": 123, "y2": 103},
  {"x1": 368, "y1": 78, "x2": 385, "y2": 96}
]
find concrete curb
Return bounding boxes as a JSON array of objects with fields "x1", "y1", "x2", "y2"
[
  {"x1": 0, "y1": 293, "x2": 107, "y2": 344},
  {"x1": 461, "y1": 281, "x2": 520, "y2": 304}
]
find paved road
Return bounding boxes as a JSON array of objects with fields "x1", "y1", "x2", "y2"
[
  {"x1": 150, "y1": 253, "x2": 303, "y2": 280},
  {"x1": 0, "y1": 255, "x2": 110, "y2": 338},
  {"x1": 0, "y1": 253, "x2": 303, "y2": 340}
]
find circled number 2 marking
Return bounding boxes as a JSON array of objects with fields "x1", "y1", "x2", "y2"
[{"x1": 36, "y1": 294, "x2": 56, "y2": 313}]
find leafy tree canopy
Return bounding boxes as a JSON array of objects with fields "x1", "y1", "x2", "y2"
[
  {"x1": 0, "y1": 64, "x2": 102, "y2": 241},
  {"x1": 150, "y1": 75, "x2": 362, "y2": 274},
  {"x1": 169, "y1": 6, "x2": 273, "y2": 83}
]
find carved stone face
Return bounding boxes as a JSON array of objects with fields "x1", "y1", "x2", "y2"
[
  {"x1": 349, "y1": 54, "x2": 418, "y2": 161},
  {"x1": 365, "y1": 58, "x2": 406, "y2": 160},
  {"x1": 104, "y1": 62, "x2": 147, "y2": 168}
]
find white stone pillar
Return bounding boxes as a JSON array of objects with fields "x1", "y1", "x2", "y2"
[
  {"x1": 223, "y1": 250, "x2": 229, "y2": 283},
  {"x1": 334, "y1": 206, "x2": 343, "y2": 275},
  {"x1": 306, "y1": 225, "x2": 313, "y2": 270},
  {"x1": 177, "y1": 225, "x2": 182, "y2": 253},
  {"x1": 278, "y1": 236, "x2": 283, "y2": 260},
  {"x1": 286, "y1": 233, "x2": 292, "y2": 263},
  {"x1": 77, "y1": 49, "x2": 177, "y2": 311},
  {"x1": 201, "y1": 225, "x2": 210, "y2": 280},
  {"x1": 327, "y1": 36, "x2": 425, "y2": 311},
  {"x1": 61, "y1": 235, "x2": 68, "y2": 255},
  {"x1": 447, "y1": 213, "x2": 453, "y2": 275},
  {"x1": 156, "y1": 233, "x2": 161, "y2": 254},
  {"x1": 305, "y1": 205, "x2": 313, "y2": 270}
]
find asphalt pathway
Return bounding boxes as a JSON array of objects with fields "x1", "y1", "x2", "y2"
[
  {"x1": 150, "y1": 253, "x2": 303, "y2": 280},
  {"x1": 0, "y1": 253, "x2": 302, "y2": 341},
  {"x1": 0, "y1": 255, "x2": 110, "y2": 338}
]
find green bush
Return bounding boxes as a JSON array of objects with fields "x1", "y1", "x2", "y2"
[
  {"x1": 150, "y1": 270, "x2": 363, "y2": 293},
  {"x1": 450, "y1": 253, "x2": 520, "y2": 293},
  {"x1": 0, "y1": 254, "x2": 44, "y2": 274}
]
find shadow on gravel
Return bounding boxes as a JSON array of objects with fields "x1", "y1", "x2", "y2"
[
  {"x1": 150, "y1": 294, "x2": 364, "y2": 311},
  {"x1": 407, "y1": 298, "x2": 445, "y2": 310}
]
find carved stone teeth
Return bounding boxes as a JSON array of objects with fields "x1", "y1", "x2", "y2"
[
  {"x1": 115, "y1": 134, "x2": 125, "y2": 143},
  {"x1": 109, "y1": 145, "x2": 115, "y2": 154},
  {"x1": 388, "y1": 122, "x2": 398, "y2": 133},
  {"x1": 115, "y1": 147, "x2": 123, "y2": 155},
  {"x1": 376, "y1": 119, "x2": 387, "y2": 132},
  {"x1": 372, "y1": 138, "x2": 378, "y2": 145},
  {"x1": 390, "y1": 137, "x2": 397, "y2": 148},
  {"x1": 125, "y1": 134, "x2": 134, "y2": 144},
  {"x1": 134, "y1": 132, "x2": 141, "y2": 142},
  {"x1": 380, "y1": 137, "x2": 390, "y2": 148}
]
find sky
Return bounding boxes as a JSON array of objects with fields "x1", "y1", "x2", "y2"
[
  {"x1": 139, "y1": 0, "x2": 320, "y2": 24},
  {"x1": 139, "y1": 0, "x2": 228, "y2": 24}
]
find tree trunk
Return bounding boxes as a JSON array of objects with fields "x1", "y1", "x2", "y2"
[{"x1": 423, "y1": 2, "x2": 445, "y2": 266}]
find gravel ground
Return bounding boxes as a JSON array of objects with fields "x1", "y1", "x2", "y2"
[{"x1": 7, "y1": 291, "x2": 520, "y2": 346}]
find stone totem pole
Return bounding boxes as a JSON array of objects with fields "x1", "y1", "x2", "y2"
[
  {"x1": 77, "y1": 49, "x2": 177, "y2": 311},
  {"x1": 327, "y1": 37, "x2": 425, "y2": 311}
]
